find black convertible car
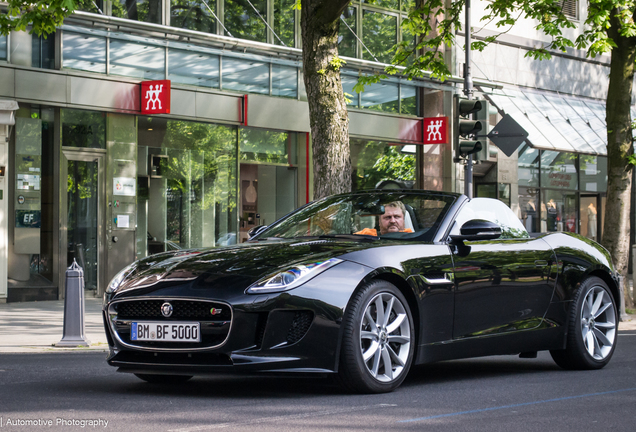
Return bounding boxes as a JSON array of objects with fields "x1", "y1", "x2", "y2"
[{"x1": 103, "y1": 190, "x2": 619, "y2": 393}]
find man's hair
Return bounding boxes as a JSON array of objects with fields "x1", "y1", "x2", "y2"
[{"x1": 384, "y1": 201, "x2": 406, "y2": 216}]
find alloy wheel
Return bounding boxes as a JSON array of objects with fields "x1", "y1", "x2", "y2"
[{"x1": 580, "y1": 285, "x2": 616, "y2": 361}]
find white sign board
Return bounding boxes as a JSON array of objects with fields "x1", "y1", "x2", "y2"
[{"x1": 113, "y1": 177, "x2": 136, "y2": 196}]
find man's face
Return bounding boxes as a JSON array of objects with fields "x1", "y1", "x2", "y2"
[{"x1": 379, "y1": 206, "x2": 404, "y2": 234}]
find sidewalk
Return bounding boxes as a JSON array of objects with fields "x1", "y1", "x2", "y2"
[
  {"x1": 0, "y1": 297, "x2": 108, "y2": 353},
  {"x1": 0, "y1": 297, "x2": 635, "y2": 354}
]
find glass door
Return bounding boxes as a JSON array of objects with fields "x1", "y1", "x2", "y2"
[{"x1": 61, "y1": 150, "x2": 105, "y2": 294}]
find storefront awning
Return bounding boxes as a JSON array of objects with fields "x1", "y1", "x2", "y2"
[
  {"x1": 482, "y1": 87, "x2": 611, "y2": 156},
  {"x1": 0, "y1": 99, "x2": 19, "y2": 126}
]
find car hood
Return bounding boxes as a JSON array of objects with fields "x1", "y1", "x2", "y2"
[{"x1": 113, "y1": 238, "x2": 383, "y2": 296}]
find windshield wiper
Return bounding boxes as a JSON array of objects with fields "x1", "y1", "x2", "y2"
[{"x1": 316, "y1": 234, "x2": 379, "y2": 242}]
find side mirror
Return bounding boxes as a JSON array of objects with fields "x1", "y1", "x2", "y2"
[
  {"x1": 450, "y1": 219, "x2": 502, "y2": 243},
  {"x1": 248, "y1": 225, "x2": 268, "y2": 239}
]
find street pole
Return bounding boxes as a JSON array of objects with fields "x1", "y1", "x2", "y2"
[{"x1": 463, "y1": 0, "x2": 473, "y2": 198}]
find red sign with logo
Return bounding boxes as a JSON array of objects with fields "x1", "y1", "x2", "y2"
[
  {"x1": 141, "y1": 80, "x2": 171, "y2": 114},
  {"x1": 422, "y1": 116, "x2": 449, "y2": 144}
]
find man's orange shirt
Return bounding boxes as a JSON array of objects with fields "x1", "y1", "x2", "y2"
[{"x1": 355, "y1": 228, "x2": 413, "y2": 236}]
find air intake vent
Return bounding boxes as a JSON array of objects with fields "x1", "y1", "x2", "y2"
[{"x1": 286, "y1": 311, "x2": 313, "y2": 345}]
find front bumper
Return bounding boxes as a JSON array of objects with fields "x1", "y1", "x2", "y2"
[{"x1": 103, "y1": 260, "x2": 372, "y2": 375}]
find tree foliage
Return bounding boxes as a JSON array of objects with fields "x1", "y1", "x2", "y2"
[{"x1": 0, "y1": 0, "x2": 90, "y2": 36}]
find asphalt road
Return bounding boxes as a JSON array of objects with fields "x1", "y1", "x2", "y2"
[{"x1": 1, "y1": 332, "x2": 636, "y2": 432}]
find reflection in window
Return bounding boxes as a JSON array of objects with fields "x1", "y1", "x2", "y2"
[
  {"x1": 224, "y1": 0, "x2": 267, "y2": 42},
  {"x1": 0, "y1": 35, "x2": 5, "y2": 60},
  {"x1": 170, "y1": 0, "x2": 216, "y2": 34},
  {"x1": 517, "y1": 144, "x2": 539, "y2": 187},
  {"x1": 272, "y1": 64, "x2": 297, "y2": 98},
  {"x1": 110, "y1": 39, "x2": 165, "y2": 80},
  {"x1": 138, "y1": 118, "x2": 238, "y2": 253},
  {"x1": 351, "y1": 139, "x2": 415, "y2": 190},
  {"x1": 169, "y1": 48, "x2": 219, "y2": 88},
  {"x1": 401, "y1": 0, "x2": 416, "y2": 12},
  {"x1": 239, "y1": 127, "x2": 289, "y2": 164},
  {"x1": 342, "y1": 74, "x2": 359, "y2": 107},
  {"x1": 32, "y1": 34, "x2": 56, "y2": 69},
  {"x1": 62, "y1": 33, "x2": 106, "y2": 73},
  {"x1": 339, "y1": 7, "x2": 357, "y2": 58},
  {"x1": 361, "y1": 81, "x2": 398, "y2": 112},
  {"x1": 400, "y1": 84, "x2": 417, "y2": 115},
  {"x1": 579, "y1": 155, "x2": 607, "y2": 192},
  {"x1": 541, "y1": 150, "x2": 578, "y2": 190},
  {"x1": 274, "y1": 0, "x2": 296, "y2": 47},
  {"x1": 112, "y1": 0, "x2": 162, "y2": 23},
  {"x1": 222, "y1": 57, "x2": 269, "y2": 94},
  {"x1": 363, "y1": 9, "x2": 397, "y2": 63},
  {"x1": 61, "y1": 109, "x2": 106, "y2": 149},
  {"x1": 78, "y1": 0, "x2": 104, "y2": 13},
  {"x1": 451, "y1": 198, "x2": 529, "y2": 239},
  {"x1": 362, "y1": 0, "x2": 399, "y2": 9}
]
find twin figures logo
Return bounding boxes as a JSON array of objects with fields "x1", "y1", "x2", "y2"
[
  {"x1": 141, "y1": 80, "x2": 171, "y2": 115},
  {"x1": 422, "y1": 117, "x2": 449, "y2": 145}
]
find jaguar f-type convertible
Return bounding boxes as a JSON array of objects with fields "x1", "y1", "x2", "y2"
[{"x1": 103, "y1": 190, "x2": 619, "y2": 393}]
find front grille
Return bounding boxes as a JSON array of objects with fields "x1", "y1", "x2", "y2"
[
  {"x1": 115, "y1": 299, "x2": 231, "y2": 321},
  {"x1": 286, "y1": 311, "x2": 313, "y2": 345},
  {"x1": 109, "y1": 299, "x2": 232, "y2": 349}
]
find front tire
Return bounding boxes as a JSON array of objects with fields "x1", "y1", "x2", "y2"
[
  {"x1": 338, "y1": 280, "x2": 415, "y2": 393},
  {"x1": 550, "y1": 276, "x2": 617, "y2": 370}
]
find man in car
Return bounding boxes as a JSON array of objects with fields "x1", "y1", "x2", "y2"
[{"x1": 356, "y1": 201, "x2": 413, "y2": 236}]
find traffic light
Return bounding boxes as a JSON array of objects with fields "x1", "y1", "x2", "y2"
[{"x1": 454, "y1": 96, "x2": 486, "y2": 158}]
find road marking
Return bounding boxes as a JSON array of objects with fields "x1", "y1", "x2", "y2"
[
  {"x1": 169, "y1": 404, "x2": 397, "y2": 431},
  {"x1": 398, "y1": 388, "x2": 636, "y2": 423}
]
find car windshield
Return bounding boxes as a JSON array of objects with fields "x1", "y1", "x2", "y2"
[{"x1": 256, "y1": 191, "x2": 458, "y2": 242}]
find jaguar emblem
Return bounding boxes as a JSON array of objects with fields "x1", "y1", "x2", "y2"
[{"x1": 161, "y1": 302, "x2": 173, "y2": 318}]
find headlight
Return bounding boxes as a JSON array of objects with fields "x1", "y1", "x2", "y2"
[
  {"x1": 247, "y1": 258, "x2": 343, "y2": 294},
  {"x1": 106, "y1": 262, "x2": 137, "y2": 294}
]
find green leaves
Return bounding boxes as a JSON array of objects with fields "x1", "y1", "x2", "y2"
[{"x1": 0, "y1": 0, "x2": 82, "y2": 37}]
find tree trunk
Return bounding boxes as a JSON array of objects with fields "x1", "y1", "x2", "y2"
[
  {"x1": 602, "y1": 12, "x2": 636, "y2": 309},
  {"x1": 301, "y1": 0, "x2": 352, "y2": 199}
]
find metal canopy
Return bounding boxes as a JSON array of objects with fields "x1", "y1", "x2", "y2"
[{"x1": 482, "y1": 87, "x2": 610, "y2": 156}]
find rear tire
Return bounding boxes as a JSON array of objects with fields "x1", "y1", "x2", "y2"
[
  {"x1": 550, "y1": 276, "x2": 617, "y2": 370},
  {"x1": 134, "y1": 374, "x2": 193, "y2": 384},
  {"x1": 338, "y1": 280, "x2": 415, "y2": 393}
]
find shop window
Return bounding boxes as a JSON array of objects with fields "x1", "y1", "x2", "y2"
[
  {"x1": 339, "y1": 7, "x2": 357, "y2": 58},
  {"x1": 61, "y1": 109, "x2": 107, "y2": 149},
  {"x1": 541, "y1": 150, "x2": 578, "y2": 190},
  {"x1": 579, "y1": 155, "x2": 607, "y2": 192},
  {"x1": 11, "y1": 107, "x2": 55, "y2": 285},
  {"x1": 400, "y1": 84, "x2": 417, "y2": 115},
  {"x1": 350, "y1": 139, "x2": 415, "y2": 191},
  {"x1": 271, "y1": 64, "x2": 297, "y2": 98},
  {"x1": 542, "y1": 189, "x2": 578, "y2": 233},
  {"x1": 224, "y1": 0, "x2": 267, "y2": 43},
  {"x1": 170, "y1": 0, "x2": 217, "y2": 34},
  {"x1": 518, "y1": 144, "x2": 539, "y2": 187},
  {"x1": 361, "y1": 81, "x2": 399, "y2": 113},
  {"x1": 239, "y1": 127, "x2": 291, "y2": 164},
  {"x1": 169, "y1": 48, "x2": 219, "y2": 88},
  {"x1": 0, "y1": 35, "x2": 6, "y2": 60},
  {"x1": 112, "y1": 0, "x2": 162, "y2": 24},
  {"x1": 222, "y1": 57, "x2": 269, "y2": 94},
  {"x1": 137, "y1": 118, "x2": 238, "y2": 256},
  {"x1": 62, "y1": 32, "x2": 107, "y2": 74},
  {"x1": 31, "y1": 34, "x2": 55, "y2": 69},
  {"x1": 110, "y1": 39, "x2": 165, "y2": 80},
  {"x1": 519, "y1": 186, "x2": 540, "y2": 234},
  {"x1": 362, "y1": 9, "x2": 397, "y2": 64},
  {"x1": 475, "y1": 184, "x2": 496, "y2": 199},
  {"x1": 274, "y1": 0, "x2": 296, "y2": 47}
]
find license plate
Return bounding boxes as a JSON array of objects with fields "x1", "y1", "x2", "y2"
[{"x1": 131, "y1": 322, "x2": 200, "y2": 342}]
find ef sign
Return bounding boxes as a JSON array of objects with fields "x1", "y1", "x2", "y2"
[
  {"x1": 422, "y1": 117, "x2": 449, "y2": 144},
  {"x1": 141, "y1": 80, "x2": 171, "y2": 114}
]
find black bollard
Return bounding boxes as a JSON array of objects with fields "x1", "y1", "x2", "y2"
[{"x1": 56, "y1": 259, "x2": 90, "y2": 347}]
